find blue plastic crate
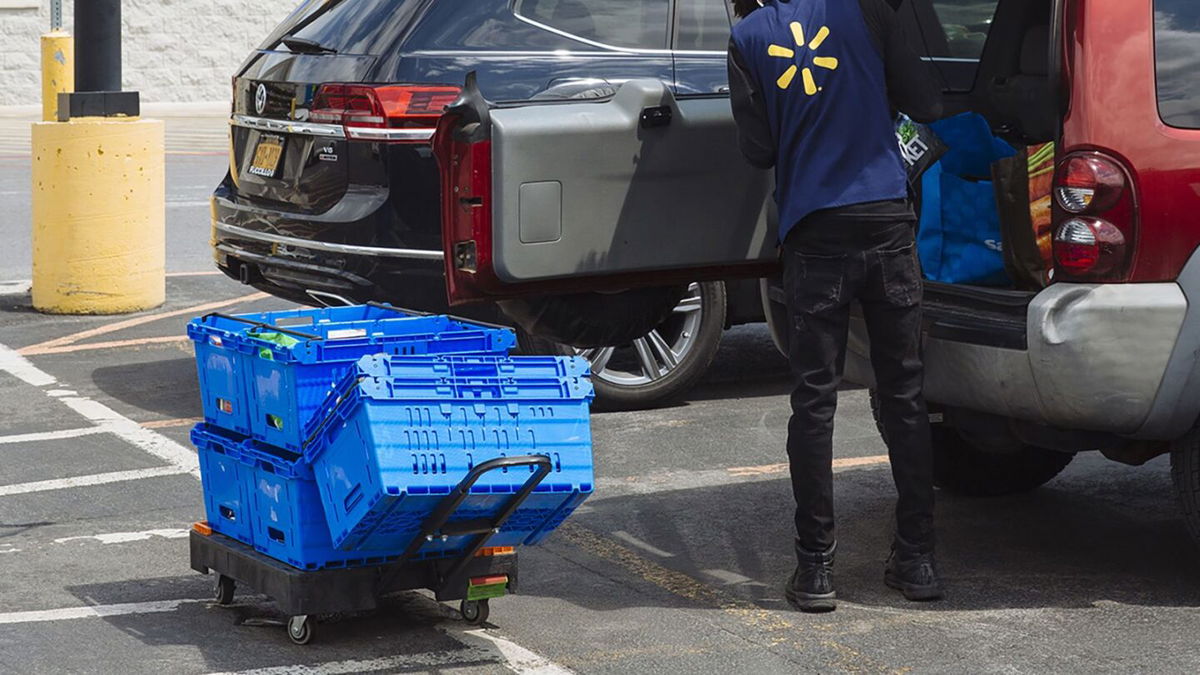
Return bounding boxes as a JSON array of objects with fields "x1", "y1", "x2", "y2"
[
  {"x1": 192, "y1": 424, "x2": 407, "y2": 571},
  {"x1": 194, "y1": 425, "x2": 254, "y2": 546},
  {"x1": 305, "y1": 354, "x2": 595, "y2": 555},
  {"x1": 187, "y1": 305, "x2": 516, "y2": 451}
]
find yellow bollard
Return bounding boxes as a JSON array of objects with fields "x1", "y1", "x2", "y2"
[
  {"x1": 31, "y1": 117, "x2": 166, "y2": 314},
  {"x1": 40, "y1": 31, "x2": 73, "y2": 123}
]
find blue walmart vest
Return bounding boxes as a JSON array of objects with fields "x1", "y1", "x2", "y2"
[{"x1": 731, "y1": 0, "x2": 907, "y2": 241}]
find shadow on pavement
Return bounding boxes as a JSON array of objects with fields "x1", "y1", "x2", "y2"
[
  {"x1": 91, "y1": 358, "x2": 201, "y2": 420},
  {"x1": 539, "y1": 458, "x2": 1200, "y2": 614}
]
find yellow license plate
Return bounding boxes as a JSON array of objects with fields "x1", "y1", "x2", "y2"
[{"x1": 248, "y1": 137, "x2": 284, "y2": 177}]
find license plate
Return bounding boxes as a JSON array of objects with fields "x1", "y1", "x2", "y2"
[{"x1": 248, "y1": 136, "x2": 284, "y2": 177}]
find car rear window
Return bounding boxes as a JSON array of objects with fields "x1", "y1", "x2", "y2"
[
  {"x1": 1155, "y1": 0, "x2": 1200, "y2": 129},
  {"x1": 259, "y1": 0, "x2": 430, "y2": 56}
]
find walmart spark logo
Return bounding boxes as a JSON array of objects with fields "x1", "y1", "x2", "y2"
[{"x1": 769, "y1": 22, "x2": 839, "y2": 95}]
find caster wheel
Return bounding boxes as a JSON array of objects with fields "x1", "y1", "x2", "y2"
[
  {"x1": 214, "y1": 575, "x2": 235, "y2": 606},
  {"x1": 287, "y1": 615, "x2": 314, "y2": 645},
  {"x1": 460, "y1": 599, "x2": 490, "y2": 626}
]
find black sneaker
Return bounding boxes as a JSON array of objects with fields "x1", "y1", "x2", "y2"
[
  {"x1": 785, "y1": 540, "x2": 836, "y2": 613},
  {"x1": 884, "y1": 538, "x2": 944, "y2": 602}
]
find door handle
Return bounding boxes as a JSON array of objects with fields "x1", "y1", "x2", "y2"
[
  {"x1": 717, "y1": 86, "x2": 731, "y2": 94},
  {"x1": 640, "y1": 105, "x2": 673, "y2": 129}
]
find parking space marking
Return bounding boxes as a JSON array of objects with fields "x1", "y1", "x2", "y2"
[
  {"x1": 27, "y1": 335, "x2": 192, "y2": 356},
  {"x1": 18, "y1": 291, "x2": 268, "y2": 356},
  {"x1": 460, "y1": 628, "x2": 575, "y2": 675},
  {"x1": 611, "y1": 530, "x2": 675, "y2": 558},
  {"x1": 54, "y1": 528, "x2": 191, "y2": 545},
  {"x1": 141, "y1": 417, "x2": 202, "y2": 430},
  {"x1": 166, "y1": 271, "x2": 222, "y2": 278},
  {"x1": 58, "y1": 397, "x2": 200, "y2": 475},
  {"x1": 0, "y1": 427, "x2": 108, "y2": 444},
  {"x1": 0, "y1": 466, "x2": 190, "y2": 497},
  {"x1": 728, "y1": 455, "x2": 890, "y2": 477},
  {"x1": 0, "y1": 599, "x2": 202, "y2": 626},
  {"x1": 0, "y1": 343, "x2": 56, "y2": 386}
]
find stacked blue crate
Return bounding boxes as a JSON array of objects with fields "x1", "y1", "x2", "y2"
[
  {"x1": 188, "y1": 305, "x2": 526, "y2": 570},
  {"x1": 192, "y1": 424, "x2": 406, "y2": 570},
  {"x1": 188, "y1": 305, "x2": 515, "y2": 451},
  {"x1": 303, "y1": 354, "x2": 595, "y2": 558}
]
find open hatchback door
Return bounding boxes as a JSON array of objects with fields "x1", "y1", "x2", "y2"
[{"x1": 434, "y1": 75, "x2": 778, "y2": 307}]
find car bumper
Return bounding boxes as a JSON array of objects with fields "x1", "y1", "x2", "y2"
[{"x1": 848, "y1": 281, "x2": 1189, "y2": 437}]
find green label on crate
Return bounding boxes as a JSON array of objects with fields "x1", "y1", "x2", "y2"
[{"x1": 467, "y1": 582, "x2": 507, "y2": 601}]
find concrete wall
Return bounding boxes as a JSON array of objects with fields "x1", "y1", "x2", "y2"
[{"x1": 0, "y1": 0, "x2": 301, "y2": 106}]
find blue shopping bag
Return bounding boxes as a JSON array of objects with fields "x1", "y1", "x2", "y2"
[{"x1": 917, "y1": 113, "x2": 1017, "y2": 285}]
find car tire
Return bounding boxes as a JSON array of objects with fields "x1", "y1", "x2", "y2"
[
  {"x1": 760, "y1": 276, "x2": 789, "y2": 358},
  {"x1": 499, "y1": 285, "x2": 687, "y2": 349},
  {"x1": 519, "y1": 282, "x2": 726, "y2": 411},
  {"x1": 1169, "y1": 427, "x2": 1200, "y2": 546},
  {"x1": 870, "y1": 391, "x2": 1075, "y2": 497}
]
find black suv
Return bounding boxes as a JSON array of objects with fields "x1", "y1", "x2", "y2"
[{"x1": 213, "y1": 0, "x2": 768, "y2": 409}]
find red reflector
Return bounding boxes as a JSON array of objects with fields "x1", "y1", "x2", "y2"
[
  {"x1": 470, "y1": 575, "x2": 509, "y2": 586},
  {"x1": 1053, "y1": 217, "x2": 1126, "y2": 276}
]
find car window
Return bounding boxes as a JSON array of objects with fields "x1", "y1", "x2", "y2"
[
  {"x1": 514, "y1": 0, "x2": 672, "y2": 50},
  {"x1": 928, "y1": 0, "x2": 998, "y2": 59},
  {"x1": 260, "y1": 0, "x2": 429, "y2": 55},
  {"x1": 675, "y1": 0, "x2": 732, "y2": 51},
  {"x1": 1155, "y1": 0, "x2": 1200, "y2": 129}
]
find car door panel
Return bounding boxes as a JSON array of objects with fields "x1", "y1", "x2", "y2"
[{"x1": 436, "y1": 77, "x2": 776, "y2": 305}]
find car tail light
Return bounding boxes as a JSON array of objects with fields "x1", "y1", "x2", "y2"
[
  {"x1": 1051, "y1": 152, "x2": 1137, "y2": 281},
  {"x1": 1055, "y1": 154, "x2": 1125, "y2": 213},
  {"x1": 311, "y1": 84, "x2": 461, "y2": 141},
  {"x1": 434, "y1": 111, "x2": 493, "y2": 304}
]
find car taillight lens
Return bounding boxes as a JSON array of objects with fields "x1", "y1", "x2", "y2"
[
  {"x1": 1054, "y1": 154, "x2": 1125, "y2": 214},
  {"x1": 1051, "y1": 151, "x2": 1137, "y2": 282},
  {"x1": 1053, "y1": 217, "x2": 1126, "y2": 276},
  {"x1": 310, "y1": 83, "x2": 461, "y2": 140}
]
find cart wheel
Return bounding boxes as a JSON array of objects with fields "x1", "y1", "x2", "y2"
[
  {"x1": 214, "y1": 575, "x2": 236, "y2": 606},
  {"x1": 460, "y1": 599, "x2": 490, "y2": 626},
  {"x1": 287, "y1": 615, "x2": 314, "y2": 645}
]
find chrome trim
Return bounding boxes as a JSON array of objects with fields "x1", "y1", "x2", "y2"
[
  {"x1": 345, "y1": 127, "x2": 435, "y2": 142},
  {"x1": 215, "y1": 221, "x2": 444, "y2": 261},
  {"x1": 511, "y1": 6, "x2": 674, "y2": 55},
  {"x1": 231, "y1": 114, "x2": 346, "y2": 139}
]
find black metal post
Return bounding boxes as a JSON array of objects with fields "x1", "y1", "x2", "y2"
[
  {"x1": 75, "y1": 0, "x2": 122, "y2": 93},
  {"x1": 58, "y1": 0, "x2": 139, "y2": 120}
]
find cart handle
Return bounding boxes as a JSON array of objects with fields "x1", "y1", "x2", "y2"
[
  {"x1": 382, "y1": 455, "x2": 553, "y2": 589},
  {"x1": 201, "y1": 312, "x2": 322, "y2": 340}
]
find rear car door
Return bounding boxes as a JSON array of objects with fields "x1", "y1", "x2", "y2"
[{"x1": 435, "y1": 1, "x2": 774, "y2": 306}]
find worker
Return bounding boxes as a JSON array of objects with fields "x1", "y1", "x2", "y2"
[{"x1": 727, "y1": 0, "x2": 945, "y2": 612}]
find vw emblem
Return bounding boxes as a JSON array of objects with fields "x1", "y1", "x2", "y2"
[{"x1": 254, "y1": 84, "x2": 268, "y2": 115}]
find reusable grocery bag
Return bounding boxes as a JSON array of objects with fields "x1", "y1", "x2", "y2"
[{"x1": 917, "y1": 113, "x2": 1017, "y2": 285}]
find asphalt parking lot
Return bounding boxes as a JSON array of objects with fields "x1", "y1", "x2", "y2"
[{"x1": 2, "y1": 270, "x2": 1200, "y2": 675}]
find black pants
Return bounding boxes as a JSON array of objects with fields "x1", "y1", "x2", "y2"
[{"x1": 782, "y1": 216, "x2": 935, "y2": 552}]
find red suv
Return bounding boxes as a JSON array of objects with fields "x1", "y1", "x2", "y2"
[{"x1": 433, "y1": 0, "x2": 1200, "y2": 541}]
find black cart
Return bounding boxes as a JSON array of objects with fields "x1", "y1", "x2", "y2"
[{"x1": 190, "y1": 455, "x2": 550, "y2": 645}]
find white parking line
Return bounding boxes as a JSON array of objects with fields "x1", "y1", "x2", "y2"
[
  {"x1": 54, "y1": 528, "x2": 190, "y2": 545},
  {"x1": 59, "y1": 397, "x2": 200, "y2": 476},
  {"x1": 0, "y1": 427, "x2": 108, "y2": 445},
  {"x1": 0, "y1": 599, "x2": 202, "y2": 625},
  {"x1": 611, "y1": 530, "x2": 676, "y2": 558},
  {"x1": 461, "y1": 628, "x2": 575, "y2": 675},
  {"x1": 0, "y1": 466, "x2": 190, "y2": 497},
  {"x1": 0, "y1": 343, "x2": 56, "y2": 387}
]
